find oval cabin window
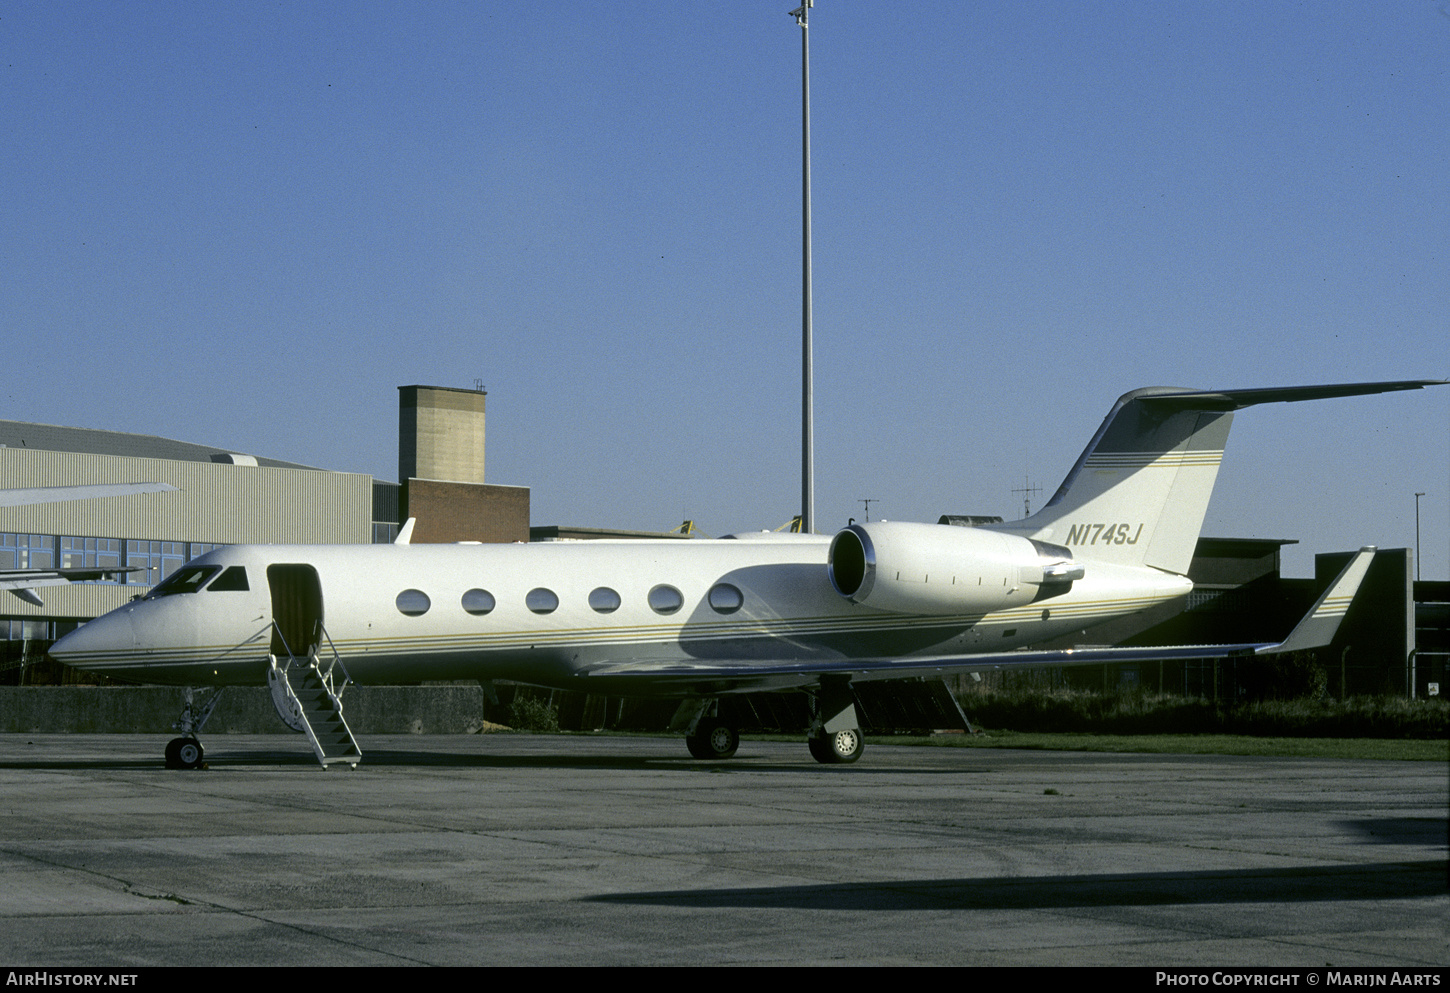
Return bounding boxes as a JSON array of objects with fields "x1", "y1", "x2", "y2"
[
  {"x1": 708, "y1": 583, "x2": 744, "y2": 614},
  {"x1": 526, "y1": 588, "x2": 559, "y2": 614},
  {"x1": 648, "y1": 584, "x2": 684, "y2": 615},
  {"x1": 461, "y1": 589, "x2": 496, "y2": 615},
  {"x1": 589, "y1": 587, "x2": 621, "y2": 613},
  {"x1": 396, "y1": 589, "x2": 431, "y2": 616}
]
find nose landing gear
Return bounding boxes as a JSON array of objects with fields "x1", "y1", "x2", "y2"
[{"x1": 163, "y1": 687, "x2": 224, "y2": 770}]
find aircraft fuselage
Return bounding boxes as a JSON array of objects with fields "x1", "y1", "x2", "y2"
[{"x1": 51, "y1": 534, "x2": 1190, "y2": 693}]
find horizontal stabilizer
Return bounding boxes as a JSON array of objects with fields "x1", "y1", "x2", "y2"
[{"x1": 1135, "y1": 380, "x2": 1445, "y2": 412}]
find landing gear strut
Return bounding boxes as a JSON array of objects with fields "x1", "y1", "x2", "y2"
[
  {"x1": 807, "y1": 677, "x2": 865, "y2": 765},
  {"x1": 164, "y1": 687, "x2": 223, "y2": 770},
  {"x1": 674, "y1": 700, "x2": 740, "y2": 760}
]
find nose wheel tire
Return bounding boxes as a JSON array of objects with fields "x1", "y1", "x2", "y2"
[
  {"x1": 165, "y1": 737, "x2": 205, "y2": 770},
  {"x1": 808, "y1": 728, "x2": 863, "y2": 764},
  {"x1": 686, "y1": 720, "x2": 739, "y2": 759}
]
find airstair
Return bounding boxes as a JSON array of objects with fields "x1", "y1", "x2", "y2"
[{"x1": 267, "y1": 631, "x2": 361, "y2": 769}]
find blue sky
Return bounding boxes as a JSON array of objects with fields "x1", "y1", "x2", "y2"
[{"x1": 3, "y1": 2, "x2": 1446, "y2": 577}]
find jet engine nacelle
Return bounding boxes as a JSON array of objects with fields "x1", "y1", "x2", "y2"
[{"x1": 827, "y1": 521, "x2": 1084, "y2": 615}]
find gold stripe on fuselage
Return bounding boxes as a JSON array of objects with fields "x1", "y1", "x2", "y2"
[{"x1": 62, "y1": 588, "x2": 1181, "y2": 679}]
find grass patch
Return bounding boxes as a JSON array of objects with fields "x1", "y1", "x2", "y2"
[
  {"x1": 505, "y1": 695, "x2": 560, "y2": 733},
  {"x1": 954, "y1": 689, "x2": 1449, "y2": 739}
]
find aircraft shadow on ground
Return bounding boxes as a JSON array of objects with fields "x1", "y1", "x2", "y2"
[
  {"x1": 0, "y1": 744, "x2": 994, "y2": 773},
  {"x1": 582, "y1": 859, "x2": 1450, "y2": 912},
  {"x1": 1336, "y1": 817, "x2": 1448, "y2": 846},
  {"x1": 353, "y1": 747, "x2": 996, "y2": 773}
]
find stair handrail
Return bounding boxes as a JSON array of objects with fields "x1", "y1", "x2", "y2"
[
  {"x1": 264, "y1": 621, "x2": 349, "y2": 694},
  {"x1": 310, "y1": 623, "x2": 352, "y2": 699},
  {"x1": 269, "y1": 621, "x2": 297, "y2": 663},
  {"x1": 199, "y1": 622, "x2": 275, "y2": 667}
]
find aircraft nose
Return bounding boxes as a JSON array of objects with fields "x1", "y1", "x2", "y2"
[{"x1": 50, "y1": 608, "x2": 137, "y2": 672}]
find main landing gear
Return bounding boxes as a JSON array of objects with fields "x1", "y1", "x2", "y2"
[
  {"x1": 686, "y1": 719, "x2": 739, "y2": 760},
  {"x1": 682, "y1": 720, "x2": 864, "y2": 764},
  {"x1": 677, "y1": 680, "x2": 866, "y2": 765},
  {"x1": 803, "y1": 677, "x2": 865, "y2": 764},
  {"x1": 807, "y1": 726, "x2": 863, "y2": 764}
]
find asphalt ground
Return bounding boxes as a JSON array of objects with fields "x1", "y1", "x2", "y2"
[{"x1": 0, "y1": 733, "x2": 1445, "y2": 967}]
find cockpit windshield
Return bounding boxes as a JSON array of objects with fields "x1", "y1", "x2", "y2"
[{"x1": 143, "y1": 566, "x2": 221, "y2": 599}]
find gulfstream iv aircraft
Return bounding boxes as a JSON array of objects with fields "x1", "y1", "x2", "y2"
[{"x1": 50, "y1": 381, "x2": 1439, "y2": 768}]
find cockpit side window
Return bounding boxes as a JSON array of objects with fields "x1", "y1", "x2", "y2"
[
  {"x1": 144, "y1": 565, "x2": 221, "y2": 599},
  {"x1": 208, "y1": 566, "x2": 250, "y2": 592}
]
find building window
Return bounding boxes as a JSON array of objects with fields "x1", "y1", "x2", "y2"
[
  {"x1": 0, "y1": 534, "x2": 229, "y2": 587},
  {"x1": 0, "y1": 533, "x2": 55, "y2": 571},
  {"x1": 60, "y1": 536, "x2": 123, "y2": 573},
  {"x1": 125, "y1": 540, "x2": 188, "y2": 586}
]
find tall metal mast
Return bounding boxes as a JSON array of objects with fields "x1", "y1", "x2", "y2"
[
  {"x1": 790, "y1": 1, "x2": 814, "y2": 534},
  {"x1": 1414, "y1": 492, "x2": 1425, "y2": 582}
]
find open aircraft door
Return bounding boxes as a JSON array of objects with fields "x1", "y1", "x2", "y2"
[{"x1": 267, "y1": 564, "x2": 323, "y2": 659}]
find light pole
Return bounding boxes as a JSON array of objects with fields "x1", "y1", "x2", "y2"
[
  {"x1": 790, "y1": 1, "x2": 814, "y2": 534},
  {"x1": 1414, "y1": 492, "x2": 1425, "y2": 582}
]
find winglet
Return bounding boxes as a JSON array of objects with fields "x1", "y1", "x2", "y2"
[
  {"x1": 1258, "y1": 546, "x2": 1376, "y2": 656},
  {"x1": 394, "y1": 518, "x2": 416, "y2": 545}
]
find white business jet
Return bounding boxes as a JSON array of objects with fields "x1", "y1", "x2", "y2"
[{"x1": 49, "y1": 383, "x2": 1438, "y2": 769}]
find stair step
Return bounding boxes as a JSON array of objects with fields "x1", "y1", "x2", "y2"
[{"x1": 273, "y1": 652, "x2": 362, "y2": 769}]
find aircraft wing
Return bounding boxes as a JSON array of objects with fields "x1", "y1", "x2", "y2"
[
  {"x1": 0, "y1": 568, "x2": 142, "y2": 606},
  {"x1": 0, "y1": 482, "x2": 177, "y2": 508},
  {"x1": 573, "y1": 547, "x2": 1377, "y2": 694},
  {"x1": 0, "y1": 482, "x2": 174, "y2": 604}
]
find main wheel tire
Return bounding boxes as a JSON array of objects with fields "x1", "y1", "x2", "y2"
[
  {"x1": 169, "y1": 737, "x2": 204, "y2": 770},
  {"x1": 808, "y1": 728, "x2": 863, "y2": 765},
  {"x1": 686, "y1": 720, "x2": 739, "y2": 759}
]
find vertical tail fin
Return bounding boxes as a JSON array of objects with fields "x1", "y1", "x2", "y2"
[{"x1": 995, "y1": 381, "x2": 1442, "y2": 577}]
